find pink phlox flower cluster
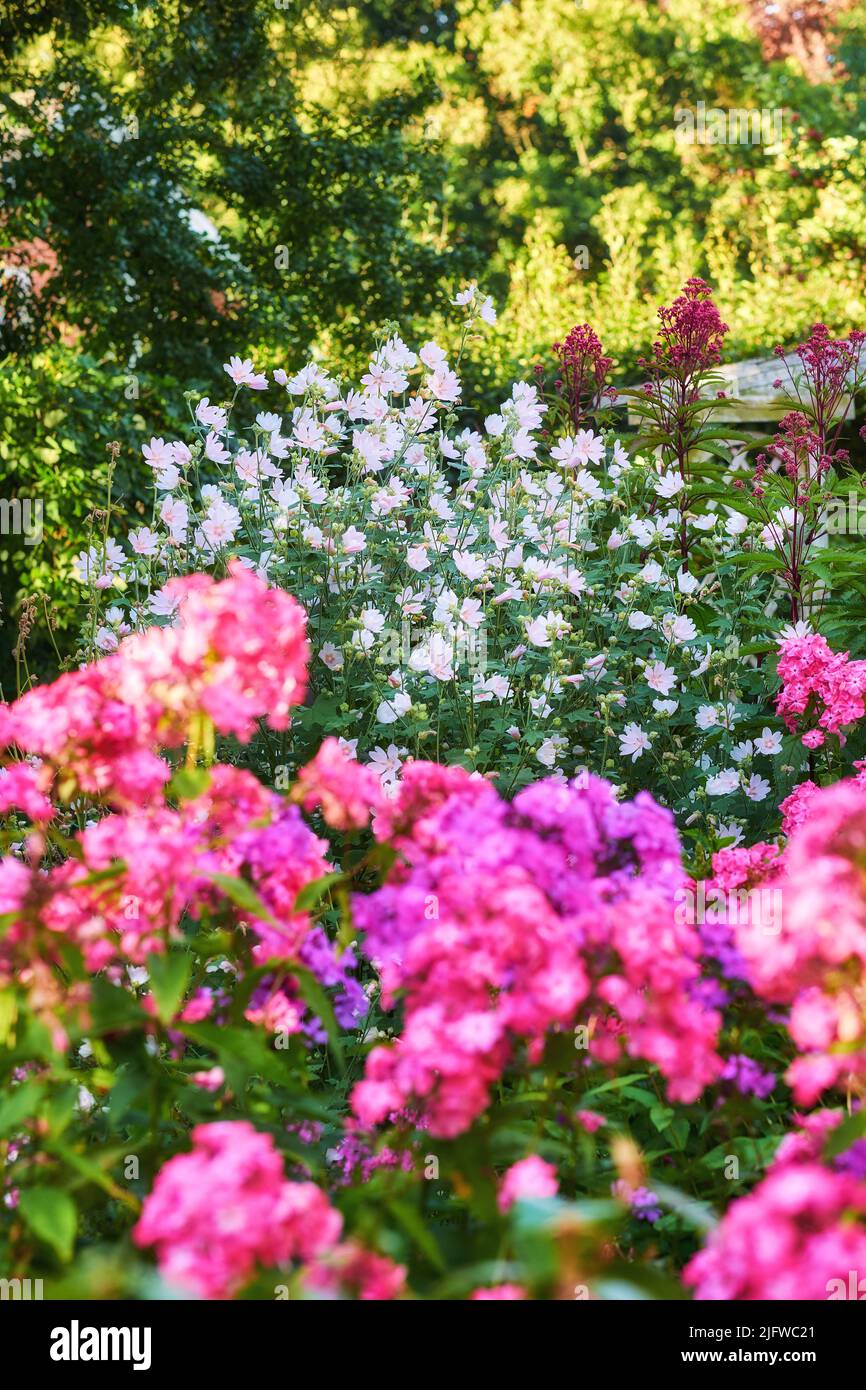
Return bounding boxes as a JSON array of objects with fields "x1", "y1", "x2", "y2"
[
  {"x1": 0, "y1": 568, "x2": 308, "y2": 814},
  {"x1": 300, "y1": 1240, "x2": 406, "y2": 1300},
  {"x1": 498, "y1": 1156, "x2": 559, "y2": 1212},
  {"x1": 735, "y1": 781, "x2": 866, "y2": 1104},
  {"x1": 0, "y1": 763, "x2": 55, "y2": 822},
  {"x1": 351, "y1": 769, "x2": 721, "y2": 1137},
  {"x1": 294, "y1": 737, "x2": 384, "y2": 830},
  {"x1": 685, "y1": 1107, "x2": 866, "y2": 1300},
  {"x1": 776, "y1": 632, "x2": 866, "y2": 746},
  {"x1": 684, "y1": 1161, "x2": 866, "y2": 1300},
  {"x1": 133, "y1": 1121, "x2": 343, "y2": 1299}
]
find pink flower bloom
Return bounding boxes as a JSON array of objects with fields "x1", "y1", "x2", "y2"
[
  {"x1": 470, "y1": 1284, "x2": 528, "y2": 1300},
  {"x1": 685, "y1": 1163, "x2": 866, "y2": 1300},
  {"x1": 134, "y1": 1121, "x2": 342, "y2": 1299},
  {"x1": 498, "y1": 1156, "x2": 559, "y2": 1211},
  {"x1": 294, "y1": 737, "x2": 383, "y2": 831},
  {"x1": 776, "y1": 632, "x2": 866, "y2": 744},
  {"x1": 352, "y1": 769, "x2": 721, "y2": 1136},
  {"x1": 301, "y1": 1241, "x2": 406, "y2": 1300}
]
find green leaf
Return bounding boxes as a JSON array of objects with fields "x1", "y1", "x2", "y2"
[
  {"x1": 147, "y1": 950, "x2": 191, "y2": 1024},
  {"x1": 89, "y1": 977, "x2": 145, "y2": 1033},
  {"x1": 823, "y1": 1110, "x2": 866, "y2": 1159},
  {"x1": 389, "y1": 1198, "x2": 446, "y2": 1272},
  {"x1": 19, "y1": 1188, "x2": 77, "y2": 1261},
  {"x1": 293, "y1": 871, "x2": 346, "y2": 913},
  {"x1": 0, "y1": 988, "x2": 17, "y2": 1045},
  {"x1": 206, "y1": 871, "x2": 279, "y2": 925},
  {"x1": 169, "y1": 766, "x2": 212, "y2": 801},
  {"x1": 0, "y1": 1079, "x2": 43, "y2": 1136}
]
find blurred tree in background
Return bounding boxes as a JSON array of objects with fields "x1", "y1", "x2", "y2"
[
  {"x1": 1, "y1": 0, "x2": 865, "y2": 682},
  {"x1": 0, "y1": 0, "x2": 456, "y2": 685}
]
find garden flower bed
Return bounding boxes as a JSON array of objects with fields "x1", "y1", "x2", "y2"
[{"x1": 3, "y1": 281, "x2": 866, "y2": 1300}]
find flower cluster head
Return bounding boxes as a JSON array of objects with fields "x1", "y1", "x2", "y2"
[
  {"x1": 133, "y1": 1122, "x2": 343, "y2": 1299},
  {"x1": 498, "y1": 1156, "x2": 560, "y2": 1212},
  {"x1": 351, "y1": 765, "x2": 721, "y2": 1137},
  {"x1": 685, "y1": 1109, "x2": 866, "y2": 1300},
  {"x1": 784, "y1": 323, "x2": 866, "y2": 429},
  {"x1": 550, "y1": 322, "x2": 615, "y2": 429},
  {"x1": 775, "y1": 631, "x2": 866, "y2": 747},
  {"x1": 642, "y1": 277, "x2": 729, "y2": 382},
  {"x1": 293, "y1": 737, "x2": 384, "y2": 831},
  {"x1": 0, "y1": 566, "x2": 309, "y2": 811},
  {"x1": 735, "y1": 780, "x2": 866, "y2": 1104},
  {"x1": 685, "y1": 1160, "x2": 866, "y2": 1300}
]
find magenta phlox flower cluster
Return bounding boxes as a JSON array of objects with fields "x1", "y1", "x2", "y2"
[{"x1": 351, "y1": 766, "x2": 721, "y2": 1136}]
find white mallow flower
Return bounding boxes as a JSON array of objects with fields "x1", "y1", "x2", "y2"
[
  {"x1": 452, "y1": 550, "x2": 486, "y2": 581},
  {"x1": 607, "y1": 530, "x2": 626, "y2": 550},
  {"x1": 525, "y1": 611, "x2": 570, "y2": 647},
  {"x1": 691, "y1": 512, "x2": 717, "y2": 532},
  {"x1": 628, "y1": 610, "x2": 654, "y2": 631},
  {"x1": 319, "y1": 642, "x2": 344, "y2": 672},
  {"x1": 779, "y1": 620, "x2": 813, "y2": 640},
  {"x1": 716, "y1": 822, "x2": 744, "y2": 848},
  {"x1": 204, "y1": 431, "x2": 230, "y2": 465},
  {"x1": 551, "y1": 429, "x2": 604, "y2": 470},
  {"x1": 536, "y1": 735, "x2": 569, "y2": 768},
  {"x1": 368, "y1": 743, "x2": 407, "y2": 782},
  {"x1": 200, "y1": 500, "x2": 241, "y2": 548},
  {"x1": 359, "y1": 606, "x2": 386, "y2": 634},
  {"x1": 731, "y1": 739, "x2": 753, "y2": 763},
  {"x1": 760, "y1": 506, "x2": 796, "y2": 549},
  {"x1": 573, "y1": 428, "x2": 605, "y2": 466},
  {"x1": 652, "y1": 699, "x2": 678, "y2": 716},
  {"x1": 690, "y1": 644, "x2": 713, "y2": 677},
  {"x1": 473, "y1": 673, "x2": 510, "y2": 703},
  {"x1": 570, "y1": 468, "x2": 604, "y2": 503},
  {"x1": 629, "y1": 518, "x2": 655, "y2": 546},
  {"x1": 619, "y1": 723, "x2": 652, "y2": 761},
  {"x1": 196, "y1": 399, "x2": 227, "y2": 430},
  {"x1": 754, "y1": 727, "x2": 783, "y2": 756},
  {"x1": 376, "y1": 691, "x2": 412, "y2": 724},
  {"x1": 129, "y1": 526, "x2": 159, "y2": 557},
  {"x1": 155, "y1": 462, "x2": 180, "y2": 491},
  {"x1": 661, "y1": 612, "x2": 697, "y2": 644},
  {"x1": 142, "y1": 436, "x2": 174, "y2": 469},
  {"x1": 341, "y1": 525, "x2": 367, "y2": 553},
  {"x1": 458, "y1": 597, "x2": 484, "y2": 629},
  {"x1": 419, "y1": 340, "x2": 447, "y2": 370},
  {"x1": 509, "y1": 428, "x2": 538, "y2": 461},
  {"x1": 706, "y1": 768, "x2": 740, "y2": 796},
  {"x1": 159, "y1": 496, "x2": 188, "y2": 541},
  {"x1": 77, "y1": 1086, "x2": 97, "y2": 1114},
  {"x1": 676, "y1": 567, "x2": 700, "y2": 595},
  {"x1": 696, "y1": 704, "x2": 719, "y2": 730},
  {"x1": 744, "y1": 773, "x2": 771, "y2": 802},
  {"x1": 639, "y1": 561, "x2": 664, "y2": 585},
  {"x1": 484, "y1": 413, "x2": 506, "y2": 438},
  {"x1": 223, "y1": 355, "x2": 267, "y2": 389},
  {"x1": 654, "y1": 469, "x2": 684, "y2": 499},
  {"x1": 643, "y1": 661, "x2": 676, "y2": 696},
  {"x1": 148, "y1": 587, "x2": 179, "y2": 619},
  {"x1": 406, "y1": 545, "x2": 431, "y2": 572},
  {"x1": 725, "y1": 510, "x2": 749, "y2": 537}
]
